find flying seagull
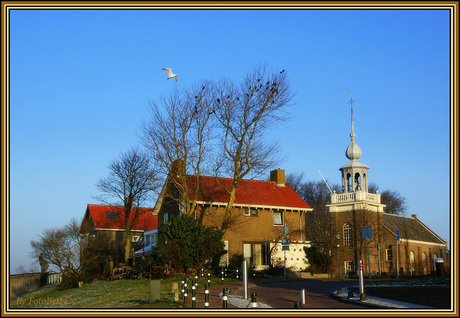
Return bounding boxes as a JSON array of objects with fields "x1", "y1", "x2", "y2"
[{"x1": 161, "y1": 68, "x2": 178, "y2": 82}]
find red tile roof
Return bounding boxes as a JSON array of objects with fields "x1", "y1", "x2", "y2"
[
  {"x1": 86, "y1": 204, "x2": 157, "y2": 231},
  {"x1": 174, "y1": 175, "x2": 311, "y2": 210}
]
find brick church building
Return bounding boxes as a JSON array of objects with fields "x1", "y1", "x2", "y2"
[{"x1": 327, "y1": 97, "x2": 448, "y2": 277}]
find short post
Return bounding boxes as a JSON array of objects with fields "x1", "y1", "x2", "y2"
[
  {"x1": 221, "y1": 269, "x2": 224, "y2": 284},
  {"x1": 171, "y1": 282, "x2": 179, "y2": 302},
  {"x1": 300, "y1": 288, "x2": 306, "y2": 304},
  {"x1": 251, "y1": 292, "x2": 258, "y2": 308},
  {"x1": 181, "y1": 277, "x2": 185, "y2": 299},
  {"x1": 204, "y1": 282, "x2": 210, "y2": 308},
  {"x1": 236, "y1": 268, "x2": 239, "y2": 281},
  {"x1": 183, "y1": 286, "x2": 188, "y2": 304},
  {"x1": 195, "y1": 274, "x2": 198, "y2": 287},
  {"x1": 242, "y1": 260, "x2": 248, "y2": 300},
  {"x1": 222, "y1": 288, "x2": 228, "y2": 308},
  {"x1": 358, "y1": 259, "x2": 367, "y2": 300},
  {"x1": 294, "y1": 302, "x2": 302, "y2": 308},
  {"x1": 191, "y1": 283, "x2": 196, "y2": 308},
  {"x1": 207, "y1": 272, "x2": 211, "y2": 285}
]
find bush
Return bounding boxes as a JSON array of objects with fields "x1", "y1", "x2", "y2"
[
  {"x1": 150, "y1": 215, "x2": 226, "y2": 277},
  {"x1": 228, "y1": 253, "x2": 245, "y2": 271},
  {"x1": 303, "y1": 245, "x2": 331, "y2": 273}
]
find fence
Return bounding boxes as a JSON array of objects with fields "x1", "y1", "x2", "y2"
[{"x1": 9, "y1": 272, "x2": 62, "y2": 300}]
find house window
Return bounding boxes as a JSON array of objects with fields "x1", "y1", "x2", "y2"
[
  {"x1": 164, "y1": 212, "x2": 169, "y2": 223},
  {"x1": 343, "y1": 223, "x2": 353, "y2": 247},
  {"x1": 273, "y1": 211, "x2": 283, "y2": 225},
  {"x1": 386, "y1": 248, "x2": 393, "y2": 262},
  {"x1": 244, "y1": 208, "x2": 258, "y2": 216},
  {"x1": 145, "y1": 233, "x2": 158, "y2": 247},
  {"x1": 106, "y1": 212, "x2": 119, "y2": 218}
]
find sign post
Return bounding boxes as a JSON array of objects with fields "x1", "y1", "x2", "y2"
[
  {"x1": 282, "y1": 236, "x2": 290, "y2": 280},
  {"x1": 396, "y1": 229, "x2": 400, "y2": 280},
  {"x1": 361, "y1": 226, "x2": 373, "y2": 282}
]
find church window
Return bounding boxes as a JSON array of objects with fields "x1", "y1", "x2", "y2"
[
  {"x1": 344, "y1": 261, "x2": 354, "y2": 275},
  {"x1": 386, "y1": 248, "x2": 393, "y2": 261},
  {"x1": 343, "y1": 223, "x2": 353, "y2": 247},
  {"x1": 410, "y1": 251, "x2": 415, "y2": 275}
]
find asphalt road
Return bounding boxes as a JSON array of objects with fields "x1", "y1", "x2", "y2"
[
  {"x1": 181, "y1": 278, "x2": 370, "y2": 310},
  {"x1": 233, "y1": 278, "x2": 367, "y2": 309}
]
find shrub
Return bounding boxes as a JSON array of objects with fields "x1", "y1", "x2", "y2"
[{"x1": 303, "y1": 245, "x2": 331, "y2": 273}]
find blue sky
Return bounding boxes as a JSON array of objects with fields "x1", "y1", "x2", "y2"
[{"x1": 8, "y1": 6, "x2": 452, "y2": 273}]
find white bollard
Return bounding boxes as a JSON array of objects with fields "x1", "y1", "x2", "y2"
[{"x1": 300, "y1": 288, "x2": 306, "y2": 304}]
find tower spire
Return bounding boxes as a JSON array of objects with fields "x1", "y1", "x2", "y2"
[{"x1": 349, "y1": 93, "x2": 355, "y2": 141}]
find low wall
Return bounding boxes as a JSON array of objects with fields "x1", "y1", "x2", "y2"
[
  {"x1": 349, "y1": 286, "x2": 451, "y2": 308},
  {"x1": 9, "y1": 272, "x2": 61, "y2": 300},
  {"x1": 9, "y1": 273, "x2": 44, "y2": 300},
  {"x1": 288, "y1": 271, "x2": 331, "y2": 279}
]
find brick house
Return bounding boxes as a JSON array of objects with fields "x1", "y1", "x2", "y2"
[
  {"x1": 79, "y1": 204, "x2": 158, "y2": 259},
  {"x1": 153, "y1": 168, "x2": 313, "y2": 269},
  {"x1": 327, "y1": 102, "x2": 448, "y2": 277}
]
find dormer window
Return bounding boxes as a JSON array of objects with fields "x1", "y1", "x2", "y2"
[{"x1": 106, "y1": 212, "x2": 119, "y2": 218}]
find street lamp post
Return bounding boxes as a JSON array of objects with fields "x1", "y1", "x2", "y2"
[{"x1": 336, "y1": 232, "x2": 341, "y2": 279}]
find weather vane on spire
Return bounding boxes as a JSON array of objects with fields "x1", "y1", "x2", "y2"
[{"x1": 348, "y1": 93, "x2": 355, "y2": 140}]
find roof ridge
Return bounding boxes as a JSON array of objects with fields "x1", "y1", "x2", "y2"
[{"x1": 87, "y1": 203, "x2": 153, "y2": 210}]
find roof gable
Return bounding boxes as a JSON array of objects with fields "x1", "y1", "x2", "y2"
[
  {"x1": 86, "y1": 204, "x2": 157, "y2": 232},
  {"x1": 173, "y1": 174, "x2": 311, "y2": 210},
  {"x1": 383, "y1": 213, "x2": 446, "y2": 245}
]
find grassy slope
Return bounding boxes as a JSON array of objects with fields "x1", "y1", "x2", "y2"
[{"x1": 9, "y1": 276, "x2": 228, "y2": 309}]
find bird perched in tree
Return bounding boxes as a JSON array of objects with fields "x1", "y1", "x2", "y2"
[{"x1": 161, "y1": 68, "x2": 178, "y2": 82}]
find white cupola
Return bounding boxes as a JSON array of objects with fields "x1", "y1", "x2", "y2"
[{"x1": 340, "y1": 94, "x2": 369, "y2": 193}]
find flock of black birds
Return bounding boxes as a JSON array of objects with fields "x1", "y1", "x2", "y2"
[{"x1": 189, "y1": 69, "x2": 285, "y2": 115}]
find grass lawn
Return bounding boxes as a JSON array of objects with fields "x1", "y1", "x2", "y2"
[{"x1": 9, "y1": 276, "x2": 231, "y2": 309}]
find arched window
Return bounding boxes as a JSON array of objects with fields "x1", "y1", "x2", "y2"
[
  {"x1": 422, "y1": 252, "x2": 428, "y2": 275},
  {"x1": 410, "y1": 251, "x2": 415, "y2": 275},
  {"x1": 343, "y1": 223, "x2": 353, "y2": 247},
  {"x1": 347, "y1": 173, "x2": 352, "y2": 192}
]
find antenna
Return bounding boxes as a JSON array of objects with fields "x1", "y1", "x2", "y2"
[{"x1": 317, "y1": 168, "x2": 333, "y2": 194}]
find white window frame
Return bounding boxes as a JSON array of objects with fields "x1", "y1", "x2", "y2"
[
  {"x1": 273, "y1": 211, "x2": 283, "y2": 225},
  {"x1": 345, "y1": 261, "x2": 354, "y2": 275},
  {"x1": 343, "y1": 223, "x2": 353, "y2": 247}
]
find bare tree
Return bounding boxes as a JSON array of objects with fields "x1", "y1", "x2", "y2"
[
  {"x1": 369, "y1": 183, "x2": 408, "y2": 215},
  {"x1": 30, "y1": 218, "x2": 82, "y2": 278},
  {"x1": 213, "y1": 65, "x2": 293, "y2": 230},
  {"x1": 93, "y1": 147, "x2": 157, "y2": 264},
  {"x1": 140, "y1": 82, "x2": 216, "y2": 216}
]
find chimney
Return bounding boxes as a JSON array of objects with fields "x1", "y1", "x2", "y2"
[
  {"x1": 270, "y1": 168, "x2": 285, "y2": 187},
  {"x1": 171, "y1": 159, "x2": 184, "y2": 177},
  {"x1": 411, "y1": 214, "x2": 417, "y2": 219}
]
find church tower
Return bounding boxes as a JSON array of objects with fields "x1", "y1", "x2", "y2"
[
  {"x1": 328, "y1": 94, "x2": 385, "y2": 213},
  {"x1": 327, "y1": 94, "x2": 386, "y2": 277}
]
